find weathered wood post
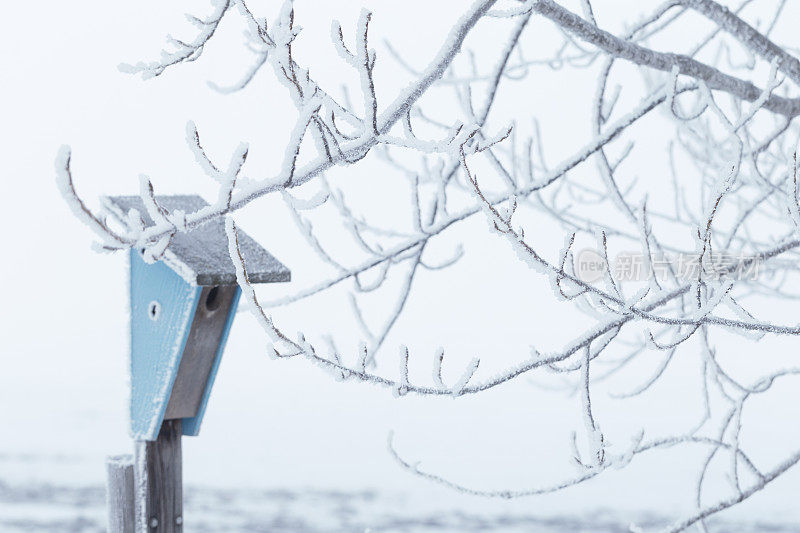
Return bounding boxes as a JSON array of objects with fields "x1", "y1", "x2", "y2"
[
  {"x1": 106, "y1": 455, "x2": 136, "y2": 533},
  {"x1": 102, "y1": 195, "x2": 290, "y2": 533}
]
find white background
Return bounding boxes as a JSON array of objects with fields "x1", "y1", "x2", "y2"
[{"x1": 2, "y1": 0, "x2": 799, "y2": 528}]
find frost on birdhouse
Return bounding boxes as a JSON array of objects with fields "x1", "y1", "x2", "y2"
[{"x1": 103, "y1": 195, "x2": 290, "y2": 441}]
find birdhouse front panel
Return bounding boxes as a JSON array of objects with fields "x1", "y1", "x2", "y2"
[{"x1": 129, "y1": 249, "x2": 201, "y2": 441}]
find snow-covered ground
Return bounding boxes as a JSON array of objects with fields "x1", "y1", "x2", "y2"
[
  {"x1": 4, "y1": 476, "x2": 800, "y2": 532},
  {"x1": 3, "y1": 0, "x2": 800, "y2": 530}
]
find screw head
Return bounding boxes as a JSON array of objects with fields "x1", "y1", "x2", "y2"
[
  {"x1": 175, "y1": 516, "x2": 183, "y2": 525},
  {"x1": 149, "y1": 517, "x2": 159, "y2": 528}
]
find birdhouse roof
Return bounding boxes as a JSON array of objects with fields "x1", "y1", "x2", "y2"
[{"x1": 103, "y1": 195, "x2": 290, "y2": 286}]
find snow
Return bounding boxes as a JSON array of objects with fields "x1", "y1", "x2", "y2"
[
  {"x1": 450, "y1": 357, "x2": 480, "y2": 397},
  {"x1": 6, "y1": 477, "x2": 798, "y2": 532}
]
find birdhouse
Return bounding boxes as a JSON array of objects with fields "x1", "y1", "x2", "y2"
[{"x1": 103, "y1": 195, "x2": 290, "y2": 441}]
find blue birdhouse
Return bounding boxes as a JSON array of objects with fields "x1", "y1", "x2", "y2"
[{"x1": 103, "y1": 196, "x2": 290, "y2": 441}]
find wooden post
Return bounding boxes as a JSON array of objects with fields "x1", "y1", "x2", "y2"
[
  {"x1": 135, "y1": 419, "x2": 183, "y2": 532},
  {"x1": 106, "y1": 454, "x2": 135, "y2": 533}
]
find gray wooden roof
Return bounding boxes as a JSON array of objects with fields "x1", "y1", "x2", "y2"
[{"x1": 103, "y1": 195, "x2": 290, "y2": 286}]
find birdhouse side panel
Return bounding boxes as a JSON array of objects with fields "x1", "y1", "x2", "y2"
[
  {"x1": 181, "y1": 287, "x2": 241, "y2": 437},
  {"x1": 129, "y1": 250, "x2": 201, "y2": 441}
]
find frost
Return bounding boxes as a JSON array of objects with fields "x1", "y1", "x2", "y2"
[
  {"x1": 451, "y1": 357, "x2": 479, "y2": 397},
  {"x1": 394, "y1": 345, "x2": 410, "y2": 397},
  {"x1": 432, "y1": 347, "x2": 446, "y2": 389}
]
